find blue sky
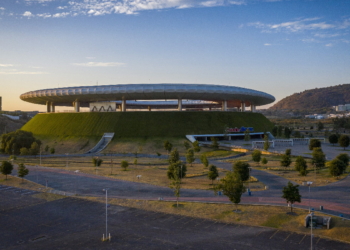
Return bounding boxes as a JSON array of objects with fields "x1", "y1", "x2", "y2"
[{"x1": 1, "y1": 0, "x2": 349, "y2": 111}]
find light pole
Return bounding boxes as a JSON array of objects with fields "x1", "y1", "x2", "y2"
[
  {"x1": 102, "y1": 188, "x2": 109, "y2": 241},
  {"x1": 307, "y1": 181, "x2": 313, "y2": 213},
  {"x1": 39, "y1": 145, "x2": 42, "y2": 166},
  {"x1": 310, "y1": 212, "x2": 314, "y2": 250},
  {"x1": 74, "y1": 170, "x2": 80, "y2": 195},
  {"x1": 66, "y1": 153, "x2": 69, "y2": 168}
]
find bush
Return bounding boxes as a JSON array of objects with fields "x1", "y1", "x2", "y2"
[
  {"x1": 0, "y1": 130, "x2": 41, "y2": 155},
  {"x1": 309, "y1": 139, "x2": 321, "y2": 150},
  {"x1": 328, "y1": 158, "x2": 346, "y2": 178},
  {"x1": 294, "y1": 156, "x2": 307, "y2": 175},
  {"x1": 252, "y1": 150, "x2": 261, "y2": 164},
  {"x1": 339, "y1": 135, "x2": 350, "y2": 150},
  {"x1": 328, "y1": 134, "x2": 338, "y2": 145},
  {"x1": 261, "y1": 157, "x2": 268, "y2": 165}
]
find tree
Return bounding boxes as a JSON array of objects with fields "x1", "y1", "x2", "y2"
[
  {"x1": 133, "y1": 158, "x2": 138, "y2": 166},
  {"x1": 164, "y1": 140, "x2": 173, "y2": 154},
  {"x1": 0, "y1": 130, "x2": 41, "y2": 155},
  {"x1": 192, "y1": 141, "x2": 201, "y2": 152},
  {"x1": 20, "y1": 147, "x2": 29, "y2": 155},
  {"x1": 317, "y1": 121, "x2": 324, "y2": 131},
  {"x1": 282, "y1": 182, "x2": 301, "y2": 213},
  {"x1": 244, "y1": 130, "x2": 251, "y2": 141},
  {"x1": 185, "y1": 148, "x2": 195, "y2": 167},
  {"x1": 261, "y1": 157, "x2": 268, "y2": 165},
  {"x1": 312, "y1": 148, "x2": 326, "y2": 169},
  {"x1": 121, "y1": 160, "x2": 129, "y2": 171},
  {"x1": 211, "y1": 137, "x2": 219, "y2": 149},
  {"x1": 170, "y1": 168, "x2": 182, "y2": 208},
  {"x1": 294, "y1": 156, "x2": 307, "y2": 176},
  {"x1": 284, "y1": 127, "x2": 292, "y2": 139},
  {"x1": 167, "y1": 161, "x2": 187, "y2": 180},
  {"x1": 339, "y1": 135, "x2": 350, "y2": 150},
  {"x1": 280, "y1": 149, "x2": 292, "y2": 168},
  {"x1": 183, "y1": 141, "x2": 191, "y2": 150},
  {"x1": 215, "y1": 171, "x2": 246, "y2": 211},
  {"x1": 207, "y1": 165, "x2": 219, "y2": 185},
  {"x1": 92, "y1": 157, "x2": 103, "y2": 167},
  {"x1": 168, "y1": 148, "x2": 180, "y2": 164},
  {"x1": 45, "y1": 145, "x2": 50, "y2": 153},
  {"x1": 50, "y1": 147, "x2": 55, "y2": 154},
  {"x1": 309, "y1": 139, "x2": 321, "y2": 150},
  {"x1": 200, "y1": 154, "x2": 209, "y2": 168},
  {"x1": 336, "y1": 153, "x2": 349, "y2": 170},
  {"x1": 285, "y1": 149, "x2": 292, "y2": 156},
  {"x1": 232, "y1": 161, "x2": 250, "y2": 182},
  {"x1": 272, "y1": 126, "x2": 278, "y2": 137},
  {"x1": 328, "y1": 134, "x2": 338, "y2": 145},
  {"x1": 17, "y1": 163, "x2": 29, "y2": 183},
  {"x1": 252, "y1": 150, "x2": 261, "y2": 165},
  {"x1": 30, "y1": 141, "x2": 40, "y2": 156},
  {"x1": 328, "y1": 158, "x2": 346, "y2": 178},
  {"x1": 263, "y1": 134, "x2": 270, "y2": 151},
  {"x1": 0, "y1": 161, "x2": 13, "y2": 180},
  {"x1": 277, "y1": 126, "x2": 283, "y2": 137}
]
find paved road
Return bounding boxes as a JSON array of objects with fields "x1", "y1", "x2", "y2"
[
  {"x1": 11, "y1": 156, "x2": 350, "y2": 219},
  {"x1": 1, "y1": 185, "x2": 349, "y2": 250}
]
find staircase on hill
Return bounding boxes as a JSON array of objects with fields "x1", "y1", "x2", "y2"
[{"x1": 86, "y1": 133, "x2": 114, "y2": 154}]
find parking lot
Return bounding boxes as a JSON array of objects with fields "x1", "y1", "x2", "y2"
[{"x1": 1, "y1": 185, "x2": 349, "y2": 250}]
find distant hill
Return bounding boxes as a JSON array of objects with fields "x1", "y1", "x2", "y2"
[{"x1": 269, "y1": 84, "x2": 350, "y2": 112}]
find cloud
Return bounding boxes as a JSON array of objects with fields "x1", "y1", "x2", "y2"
[
  {"x1": 325, "y1": 43, "x2": 333, "y2": 47},
  {"x1": 264, "y1": 43, "x2": 272, "y2": 46},
  {"x1": 52, "y1": 12, "x2": 70, "y2": 18},
  {"x1": 23, "y1": 11, "x2": 34, "y2": 17},
  {"x1": 0, "y1": 7, "x2": 5, "y2": 11},
  {"x1": 0, "y1": 64, "x2": 14, "y2": 67},
  {"x1": 72, "y1": 62, "x2": 125, "y2": 67},
  {"x1": 0, "y1": 70, "x2": 48, "y2": 75},
  {"x1": 248, "y1": 17, "x2": 339, "y2": 33},
  {"x1": 57, "y1": 6, "x2": 68, "y2": 10},
  {"x1": 68, "y1": 0, "x2": 247, "y2": 16}
]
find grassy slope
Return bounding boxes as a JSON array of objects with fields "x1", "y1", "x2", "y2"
[{"x1": 21, "y1": 111, "x2": 273, "y2": 137}]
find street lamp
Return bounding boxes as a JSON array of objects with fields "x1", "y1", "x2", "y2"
[
  {"x1": 310, "y1": 212, "x2": 314, "y2": 250},
  {"x1": 74, "y1": 170, "x2": 80, "y2": 195},
  {"x1": 102, "y1": 188, "x2": 110, "y2": 241},
  {"x1": 39, "y1": 145, "x2": 42, "y2": 166},
  {"x1": 66, "y1": 153, "x2": 69, "y2": 168},
  {"x1": 307, "y1": 181, "x2": 313, "y2": 213}
]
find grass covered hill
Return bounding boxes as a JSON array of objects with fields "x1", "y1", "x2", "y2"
[
  {"x1": 21, "y1": 112, "x2": 273, "y2": 138},
  {"x1": 269, "y1": 84, "x2": 350, "y2": 112}
]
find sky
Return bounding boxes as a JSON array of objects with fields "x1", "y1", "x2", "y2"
[{"x1": 0, "y1": 0, "x2": 349, "y2": 111}]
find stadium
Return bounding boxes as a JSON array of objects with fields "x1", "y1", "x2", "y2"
[
  {"x1": 20, "y1": 83, "x2": 275, "y2": 112},
  {"x1": 20, "y1": 84, "x2": 275, "y2": 138}
]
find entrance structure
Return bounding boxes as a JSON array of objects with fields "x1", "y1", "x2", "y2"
[{"x1": 20, "y1": 83, "x2": 275, "y2": 112}]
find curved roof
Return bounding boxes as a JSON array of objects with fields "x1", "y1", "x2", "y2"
[{"x1": 20, "y1": 83, "x2": 275, "y2": 107}]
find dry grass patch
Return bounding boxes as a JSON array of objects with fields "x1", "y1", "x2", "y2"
[
  {"x1": 0, "y1": 174, "x2": 48, "y2": 191},
  {"x1": 31, "y1": 192, "x2": 65, "y2": 202}
]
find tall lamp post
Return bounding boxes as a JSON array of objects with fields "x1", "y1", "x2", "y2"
[
  {"x1": 66, "y1": 153, "x2": 69, "y2": 168},
  {"x1": 102, "y1": 188, "x2": 110, "y2": 241},
  {"x1": 310, "y1": 212, "x2": 314, "y2": 250},
  {"x1": 307, "y1": 181, "x2": 313, "y2": 213}
]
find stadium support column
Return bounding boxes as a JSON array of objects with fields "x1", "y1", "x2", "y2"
[
  {"x1": 241, "y1": 102, "x2": 245, "y2": 112},
  {"x1": 51, "y1": 102, "x2": 55, "y2": 113},
  {"x1": 178, "y1": 98, "x2": 182, "y2": 111},
  {"x1": 46, "y1": 101, "x2": 51, "y2": 113},
  {"x1": 251, "y1": 104, "x2": 256, "y2": 112},
  {"x1": 74, "y1": 101, "x2": 80, "y2": 112},
  {"x1": 148, "y1": 106, "x2": 151, "y2": 111},
  {"x1": 121, "y1": 99, "x2": 126, "y2": 112},
  {"x1": 222, "y1": 100, "x2": 227, "y2": 111}
]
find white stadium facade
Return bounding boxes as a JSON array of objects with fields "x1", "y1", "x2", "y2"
[{"x1": 20, "y1": 83, "x2": 275, "y2": 112}]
